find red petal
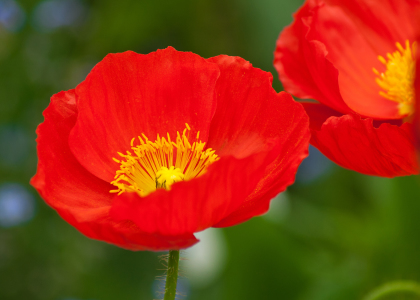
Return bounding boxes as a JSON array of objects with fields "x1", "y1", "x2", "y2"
[
  {"x1": 275, "y1": 0, "x2": 420, "y2": 119},
  {"x1": 31, "y1": 90, "x2": 113, "y2": 212},
  {"x1": 31, "y1": 90, "x2": 198, "y2": 250},
  {"x1": 306, "y1": 0, "x2": 408, "y2": 118},
  {"x1": 111, "y1": 56, "x2": 310, "y2": 234},
  {"x1": 111, "y1": 145, "x2": 282, "y2": 236},
  {"x1": 204, "y1": 55, "x2": 310, "y2": 227},
  {"x1": 325, "y1": 0, "x2": 420, "y2": 48},
  {"x1": 302, "y1": 101, "x2": 402, "y2": 130},
  {"x1": 58, "y1": 211, "x2": 198, "y2": 251},
  {"x1": 274, "y1": 0, "x2": 352, "y2": 114},
  {"x1": 301, "y1": 102, "x2": 343, "y2": 131},
  {"x1": 69, "y1": 47, "x2": 219, "y2": 182},
  {"x1": 415, "y1": 43, "x2": 420, "y2": 149},
  {"x1": 310, "y1": 113, "x2": 419, "y2": 177}
]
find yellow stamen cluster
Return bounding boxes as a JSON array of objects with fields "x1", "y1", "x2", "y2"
[
  {"x1": 373, "y1": 40, "x2": 417, "y2": 116},
  {"x1": 110, "y1": 124, "x2": 219, "y2": 196}
]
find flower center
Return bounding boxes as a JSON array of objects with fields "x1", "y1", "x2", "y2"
[
  {"x1": 156, "y1": 166, "x2": 184, "y2": 190},
  {"x1": 373, "y1": 40, "x2": 417, "y2": 116},
  {"x1": 110, "y1": 124, "x2": 219, "y2": 196}
]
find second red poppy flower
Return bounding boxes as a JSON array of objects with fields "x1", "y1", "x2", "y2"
[{"x1": 274, "y1": 0, "x2": 420, "y2": 177}]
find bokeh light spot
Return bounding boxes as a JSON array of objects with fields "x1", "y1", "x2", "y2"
[
  {"x1": 0, "y1": 183, "x2": 35, "y2": 227},
  {"x1": 0, "y1": 0, "x2": 25, "y2": 32},
  {"x1": 182, "y1": 228, "x2": 227, "y2": 288},
  {"x1": 32, "y1": 0, "x2": 87, "y2": 32}
]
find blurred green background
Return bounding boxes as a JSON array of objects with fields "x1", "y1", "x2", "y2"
[{"x1": 1, "y1": 0, "x2": 420, "y2": 299}]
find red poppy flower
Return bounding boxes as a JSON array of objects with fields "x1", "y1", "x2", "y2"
[
  {"x1": 31, "y1": 47, "x2": 309, "y2": 251},
  {"x1": 274, "y1": 0, "x2": 420, "y2": 177},
  {"x1": 416, "y1": 55, "x2": 420, "y2": 148}
]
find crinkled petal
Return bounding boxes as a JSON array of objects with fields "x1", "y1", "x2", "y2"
[
  {"x1": 310, "y1": 113, "x2": 419, "y2": 177},
  {"x1": 307, "y1": 0, "x2": 410, "y2": 118},
  {"x1": 59, "y1": 211, "x2": 198, "y2": 251},
  {"x1": 31, "y1": 90, "x2": 113, "y2": 213},
  {"x1": 325, "y1": 0, "x2": 420, "y2": 49},
  {"x1": 301, "y1": 102, "x2": 343, "y2": 131},
  {"x1": 111, "y1": 56, "x2": 310, "y2": 234},
  {"x1": 110, "y1": 142, "x2": 283, "y2": 236},
  {"x1": 274, "y1": 0, "x2": 352, "y2": 114},
  {"x1": 204, "y1": 55, "x2": 310, "y2": 227},
  {"x1": 415, "y1": 44, "x2": 420, "y2": 149},
  {"x1": 275, "y1": 0, "x2": 420, "y2": 119},
  {"x1": 31, "y1": 90, "x2": 197, "y2": 250},
  {"x1": 69, "y1": 47, "x2": 219, "y2": 182}
]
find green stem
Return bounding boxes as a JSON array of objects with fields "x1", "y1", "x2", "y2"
[
  {"x1": 163, "y1": 250, "x2": 180, "y2": 300},
  {"x1": 363, "y1": 281, "x2": 420, "y2": 300}
]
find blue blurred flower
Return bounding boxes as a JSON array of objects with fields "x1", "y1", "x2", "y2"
[
  {"x1": 0, "y1": 183, "x2": 35, "y2": 227},
  {"x1": 0, "y1": 0, "x2": 25, "y2": 32},
  {"x1": 32, "y1": 0, "x2": 87, "y2": 32}
]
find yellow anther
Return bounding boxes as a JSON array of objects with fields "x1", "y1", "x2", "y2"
[
  {"x1": 110, "y1": 125, "x2": 219, "y2": 197},
  {"x1": 373, "y1": 40, "x2": 417, "y2": 116}
]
